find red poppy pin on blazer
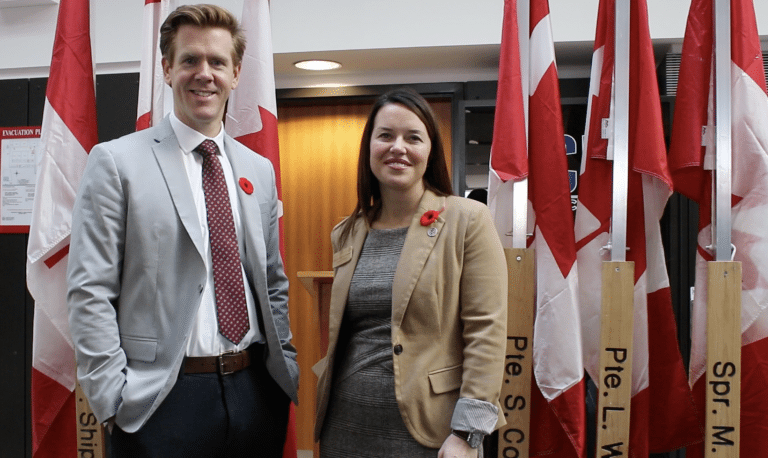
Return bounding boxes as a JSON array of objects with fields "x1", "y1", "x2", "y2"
[
  {"x1": 239, "y1": 178, "x2": 254, "y2": 195},
  {"x1": 420, "y1": 207, "x2": 444, "y2": 226},
  {"x1": 420, "y1": 207, "x2": 445, "y2": 237}
]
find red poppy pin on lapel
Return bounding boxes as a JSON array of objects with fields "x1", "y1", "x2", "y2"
[
  {"x1": 420, "y1": 207, "x2": 444, "y2": 237},
  {"x1": 239, "y1": 177, "x2": 254, "y2": 195},
  {"x1": 420, "y1": 210, "x2": 441, "y2": 226}
]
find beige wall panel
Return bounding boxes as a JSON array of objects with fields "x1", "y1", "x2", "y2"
[{"x1": 278, "y1": 101, "x2": 366, "y2": 451}]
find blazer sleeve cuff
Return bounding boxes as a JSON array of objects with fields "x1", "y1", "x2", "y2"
[{"x1": 450, "y1": 397, "x2": 499, "y2": 435}]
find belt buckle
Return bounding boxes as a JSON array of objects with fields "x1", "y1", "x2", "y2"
[{"x1": 217, "y1": 350, "x2": 237, "y2": 375}]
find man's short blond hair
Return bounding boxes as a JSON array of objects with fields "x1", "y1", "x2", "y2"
[{"x1": 160, "y1": 4, "x2": 246, "y2": 66}]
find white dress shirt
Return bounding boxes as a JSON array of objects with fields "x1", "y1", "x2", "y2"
[{"x1": 169, "y1": 113, "x2": 264, "y2": 357}]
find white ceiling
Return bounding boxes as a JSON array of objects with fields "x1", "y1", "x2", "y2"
[
  {"x1": 271, "y1": 40, "x2": 685, "y2": 89},
  {"x1": 0, "y1": 0, "x2": 766, "y2": 88}
]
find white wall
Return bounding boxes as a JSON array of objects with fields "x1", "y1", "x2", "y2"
[{"x1": 1, "y1": 0, "x2": 767, "y2": 84}]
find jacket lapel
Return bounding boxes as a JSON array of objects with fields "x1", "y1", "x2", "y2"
[
  {"x1": 328, "y1": 218, "x2": 368, "y2": 343},
  {"x1": 151, "y1": 118, "x2": 205, "y2": 258},
  {"x1": 224, "y1": 136, "x2": 262, "y2": 233},
  {"x1": 223, "y1": 136, "x2": 266, "y2": 277},
  {"x1": 391, "y1": 190, "x2": 446, "y2": 327}
]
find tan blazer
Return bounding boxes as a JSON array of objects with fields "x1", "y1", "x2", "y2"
[{"x1": 314, "y1": 189, "x2": 508, "y2": 447}]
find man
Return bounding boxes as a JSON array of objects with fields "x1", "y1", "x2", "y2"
[{"x1": 67, "y1": 5, "x2": 298, "y2": 457}]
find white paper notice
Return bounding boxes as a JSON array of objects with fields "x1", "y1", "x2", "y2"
[{"x1": 1, "y1": 127, "x2": 40, "y2": 228}]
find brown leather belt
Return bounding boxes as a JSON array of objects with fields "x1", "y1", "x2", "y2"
[{"x1": 184, "y1": 349, "x2": 253, "y2": 375}]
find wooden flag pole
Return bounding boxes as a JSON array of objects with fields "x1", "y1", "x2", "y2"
[
  {"x1": 705, "y1": 1, "x2": 740, "y2": 457},
  {"x1": 75, "y1": 382, "x2": 106, "y2": 458},
  {"x1": 498, "y1": 248, "x2": 535, "y2": 458},
  {"x1": 595, "y1": 0, "x2": 634, "y2": 455}
]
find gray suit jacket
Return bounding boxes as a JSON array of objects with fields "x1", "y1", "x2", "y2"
[{"x1": 67, "y1": 117, "x2": 298, "y2": 433}]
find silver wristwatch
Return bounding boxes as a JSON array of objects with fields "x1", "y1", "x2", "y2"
[{"x1": 452, "y1": 429, "x2": 484, "y2": 449}]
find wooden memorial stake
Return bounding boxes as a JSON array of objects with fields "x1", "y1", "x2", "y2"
[
  {"x1": 595, "y1": 262, "x2": 634, "y2": 456},
  {"x1": 705, "y1": 263, "x2": 741, "y2": 457},
  {"x1": 75, "y1": 382, "x2": 105, "y2": 458},
  {"x1": 498, "y1": 248, "x2": 535, "y2": 458}
]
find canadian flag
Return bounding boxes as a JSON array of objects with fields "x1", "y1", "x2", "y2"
[
  {"x1": 225, "y1": 0, "x2": 283, "y2": 227},
  {"x1": 224, "y1": 1, "x2": 295, "y2": 457},
  {"x1": 26, "y1": 0, "x2": 98, "y2": 456},
  {"x1": 489, "y1": 1, "x2": 585, "y2": 456},
  {"x1": 136, "y1": 0, "x2": 178, "y2": 130},
  {"x1": 669, "y1": 0, "x2": 768, "y2": 455},
  {"x1": 575, "y1": 0, "x2": 701, "y2": 456}
]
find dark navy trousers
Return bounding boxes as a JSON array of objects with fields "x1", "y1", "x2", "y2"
[{"x1": 111, "y1": 352, "x2": 289, "y2": 458}]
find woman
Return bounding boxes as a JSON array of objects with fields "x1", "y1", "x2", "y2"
[{"x1": 315, "y1": 88, "x2": 508, "y2": 458}]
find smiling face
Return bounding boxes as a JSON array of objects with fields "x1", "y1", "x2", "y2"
[
  {"x1": 162, "y1": 24, "x2": 241, "y2": 137},
  {"x1": 369, "y1": 103, "x2": 432, "y2": 199}
]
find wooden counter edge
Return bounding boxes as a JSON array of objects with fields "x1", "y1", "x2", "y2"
[{"x1": 296, "y1": 271, "x2": 334, "y2": 298}]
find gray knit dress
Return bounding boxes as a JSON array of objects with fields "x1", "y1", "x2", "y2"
[{"x1": 319, "y1": 227, "x2": 437, "y2": 457}]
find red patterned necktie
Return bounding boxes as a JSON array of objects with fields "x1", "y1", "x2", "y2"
[{"x1": 195, "y1": 139, "x2": 250, "y2": 344}]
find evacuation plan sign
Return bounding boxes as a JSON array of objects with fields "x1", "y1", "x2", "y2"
[{"x1": 0, "y1": 127, "x2": 40, "y2": 233}]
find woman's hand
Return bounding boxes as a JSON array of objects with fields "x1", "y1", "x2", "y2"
[{"x1": 437, "y1": 433, "x2": 478, "y2": 458}]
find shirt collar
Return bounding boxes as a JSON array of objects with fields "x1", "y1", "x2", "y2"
[{"x1": 169, "y1": 112, "x2": 226, "y2": 155}]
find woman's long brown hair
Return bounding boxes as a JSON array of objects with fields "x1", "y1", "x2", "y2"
[{"x1": 337, "y1": 87, "x2": 453, "y2": 245}]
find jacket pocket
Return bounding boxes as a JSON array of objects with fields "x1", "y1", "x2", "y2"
[
  {"x1": 333, "y1": 246, "x2": 353, "y2": 268},
  {"x1": 428, "y1": 364, "x2": 462, "y2": 394},
  {"x1": 121, "y1": 335, "x2": 158, "y2": 363},
  {"x1": 258, "y1": 201, "x2": 270, "y2": 217},
  {"x1": 312, "y1": 356, "x2": 328, "y2": 377}
]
